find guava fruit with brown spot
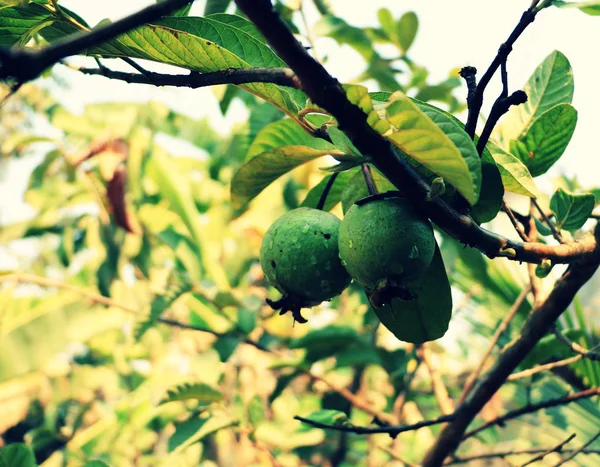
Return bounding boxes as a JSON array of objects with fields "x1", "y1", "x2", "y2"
[{"x1": 260, "y1": 207, "x2": 351, "y2": 322}]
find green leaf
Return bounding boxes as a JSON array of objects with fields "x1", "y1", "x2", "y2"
[
  {"x1": 135, "y1": 271, "x2": 193, "y2": 340},
  {"x1": 289, "y1": 325, "x2": 364, "y2": 362},
  {"x1": 395, "y1": 11, "x2": 418, "y2": 53},
  {"x1": 42, "y1": 15, "x2": 305, "y2": 118},
  {"x1": 161, "y1": 382, "x2": 223, "y2": 404},
  {"x1": 327, "y1": 126, "x2": 362, "y2": 157},
  {"x1": 148, "y1": 148, "x2": 229, "y2": 288},
  {"x1": 509, "y1": 103, "x2": 577, "y2": 177},
  {"x1": 487, "y1": 143, "x2": 538, "y2": 198},
  {"x1": 341, "y1": 168, "x2": 396, "y2": 213},
  {"x1": 0, "y1": 4, "x2": 52, "y2": 46},
  {"x1": 471, "y1": 153, "x2": 504, "y2": 224},
  {"x1": 501, "y1": 50, "x2": 574, "y2": 141},
  {"x1": 314, "y1": 15, "x2": 375, "y2": 61},
  {"x1": 0, "y1": 443, "x2": 36, "y2": 467},
  {"x1": 231, "y1": 146, "x2": 341, "y2": 208},
  {"x1": 377, "y1": 8, "x2": 394, "y2": 38},
  {"x1": 248, "y1": 395, "x2": 266, "y2": 427},
  {"x1": 374, "y1": 244, "x2": 452, "y2": 344},
  {"x1": 246, "y1": 118, "x2": 334, "y2": 160},
  {"x1": 301, "y1": 167, "x2": 360, "y2": 211},
  {"x1": 386, "y1": 92, "x2": 480, "y2": 205},
  {"x1": 237, "y1": 309, "x2": 256, "y2": 334},
  {"x1": 169, "y1": 415, "x2": 237, "y2": 453},
  {"x1": 552, "y1": 1, "x2": 600, "y2": 15},
  {"x1": 550, "y1": 188, "x2": 595, "y2": 231},
  {"x1": 84, "y1": 461, "x2": 111, "y2": 467},
  {"x1": 213, "y1": 336, "x2": 241, "y2": 362},
  {"x1": 301, "y1": 409, "x2": 350, "y2": 427},
  {"x1": 204, "y1": 0, "x2": 232, "y2": 15}
]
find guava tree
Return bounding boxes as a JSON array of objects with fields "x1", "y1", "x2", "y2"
[{"x1": 1, "y1": 0, "x2": 600, "y2": 466}]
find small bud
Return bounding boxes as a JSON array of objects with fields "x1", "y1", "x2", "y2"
[{"x1": 535, "y1": 259, "x2": 553, "y2": 278}]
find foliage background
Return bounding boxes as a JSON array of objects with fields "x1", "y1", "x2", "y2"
[{"x1": 1, "y1": 1, "x2": 600, "y2": 466}]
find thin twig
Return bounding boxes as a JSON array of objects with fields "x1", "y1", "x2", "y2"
[
  {"x1": 294, "y1": 413, "x2": 455, "y2": 436},
  {"x1": 464, "y1": 5, "x2": 539, "y2": 137},
  {"x1": 552, "y1": 430, "x2": 600, "y2": 466},
  {"x1": 463, "y1": 387, "x2": 600, "y2": 440},
  {"x1": 0, "y1": 0, "x2": 193, "y2": 82},
  {"x1": 361, "y1": 163, "x2": 377, "y2": 196},
  {"x1": 418, "y1": 345, "x2": 455, "y2": 415},
  {"x1": 508, "y1": 355, "x2": 582, "y2": 381},
  {"x1": 526, "y1": 201, "x2": 543, "y2": 304},
  {"x1": 445, "y1": 447, "x2": 600, "y2": 465},
  {"x1": 377, "y1": 443, "x2": 419, "y2": 467},
  {"x1": 503, "y1": 201, "x2": 531, "y2": 242},
  {"x1": 476, "y1": 90, "x2": 527, "y2": 155},
  {"x1": 0, "y1": 273, "x2": 269, "y2": 351},
  {"x1": 520, "y1": 433, "x2": 576, "y2": 466},
  {"x1": 458, "y1": 286, "x2": 531, "y2": 404},
  {"x1": 305, "y1": 371, "x2": 396, "y2": 425},
  {"x1": 533, "y1": 198, "x2": 565, "y2": 244},
  {"x1": 316, "y1": 172, "x2": 339, "y2": 210},
  {"x1": 458, "y1": 66, "x2": 477, "y2": 109},
  {"x1": 67, "y1": 63, "x2": 301, "y2": 90},
  {"x1": 553, "y1": 326, "x2": 600, "y2": 362}
]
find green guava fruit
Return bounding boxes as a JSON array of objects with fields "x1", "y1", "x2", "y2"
[
  {"x1": 260, "y1": 208, "x2": 351, "y2": 322},
  {"x1": 338, "y1": 198, "x2": 435, "y2": 291}
]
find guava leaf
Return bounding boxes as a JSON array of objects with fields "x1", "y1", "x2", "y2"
[
  {"x1": 412, "y1": 98, "x2": 482, "y2": 204},
  {"x1": 247, "y1": 118, "x2": 334, "y2": 160},
  {"x1": 300, "y1": 167, "x2": 361, "y2": 211},
  {"x1": 551, "y1": 1, "x2": 600, "y2": 16},
  {"x1": 501, "y1": 50, "x2": 574, "y2": 141},
  {"x1": 487, "y1": 143, "x2": 538, "y2": 198},
  {"x1": 161, "y1": 382, "x2": 223, "y2": 404},
  {"x1": 300, "y1": 409, "x2": 351, "y2": 428},
  {"x1": 395, "y1": 11, "x2": 418, "y2": 53},
  {"x1": 385, "y1": 92, "x2": 480, "y2": 205},
  {"x1": 373, "y1": 244, "x2": 452, "y2": 344},
  {"x1": 0, "y1": 444, "x2": 36, "y2": 467},
  {"x1": 231, "y1": 146, "x2": 343, "y2": 208},
  {"x1": 41, "y1": 14, "x2": 305, "y2": 118},
  {"x1": 289, "y1": 325, "x2": 364, "y2": 363},
  {"x1": 550, "y1": 188, "x2": 595, "y2": 231},
  {"x1": 327, "y1": 126, "x2": 363, "y2": 157},
  {"x1": 509, "y1": 103, "x2": 577, "y2": 177},
  {"x1": 0, "y1": 4, "x2": 53, "y2": 46},
  {"x1": 471, "y1": 153, "x2": 504, "y2": 224}
]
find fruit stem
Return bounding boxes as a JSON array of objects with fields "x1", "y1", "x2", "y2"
[
  {"x1": 361, "y1": 163, "x2": 378, "y2": 196},
  {"x1": 316, "y1": 171, "x2": 339, "y2": 210}
]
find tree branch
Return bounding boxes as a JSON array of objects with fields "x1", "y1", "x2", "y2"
[
  {"x1": 458, "y1": 286, "x2": 531, "y2": 404},
  {"x1": 521, "y1": 433, "x2": 576, "y2": 467},
  {"x1": 294, "y1": 413, "x2": 454, "y2": 437},
  {"x1": 68, "y1": 63, "x2": 301, "y2": 90},
  {"x1": 0, "y1": 0, "x2": 192, "y2": 83},
  {"x1": 508, "y1": 354, "x2": 582, "y2": 381},
  {"x1": 422, "y1": 234, "x2": 600, "y2": 465},
  {"x1": 464, "y1": 5, "x2": 540, "y2": 138},
  {"x1": 553, "y1": 326, "x2": 600, "y2": 362},
  {"x1": 503, "y1": 201, "x2": 531, "y2": 242},
  {"x1": 553, "y1": 430, "x2": 600, "y2": 466},
  {"x1": 233, "y1": 0, "x2": 599, "y2": 266},
  {"x1": 445, "y1": 446, "x2": 600, "y2": 465},
  {"x1": 463, "y1": 387, "x2": 600, "y2": 440}
]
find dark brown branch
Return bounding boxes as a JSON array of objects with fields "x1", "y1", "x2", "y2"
[
  {"x1": 0, "y1": 0, "x2": 193, "y2": 82},
  {"x1": 69, "y1": 64, "x2": 301, "y2": 89},
  {"x1": 233, "y1": 0, "x2": 598, "y2": 266},
  {"x1": 476, "y1": 90, "x2": 527, "y2": 154},
  {"x1": 422, "y1": 232, "x2": 600, "y2": 466},
  {"x1": 458, "y1": 66, "x2": 477, "y2": 109},
  {"x1": 464, "y1": 5, "x2": 540, "y2": 137},
  {"x1": 463, "y1": 387, "x2": 600, "y2": 440},
  {"x1": 553, "y1": 325, "x2": 600, "y2": 362},
  {"x1": 294, "y1": 413, "x2": 455, "y2": 437}
]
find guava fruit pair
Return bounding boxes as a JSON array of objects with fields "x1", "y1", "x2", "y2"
[{"x1": 259, "y1": 197, "x2": 435, "y2": 322}]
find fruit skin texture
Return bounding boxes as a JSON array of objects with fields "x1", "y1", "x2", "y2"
[
  {"x1": 338, "y1": 198, "x2": 435, "y2": 291},
  {"x1": 260, "y1": 208, "x2": 351, "y2": 305}
]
